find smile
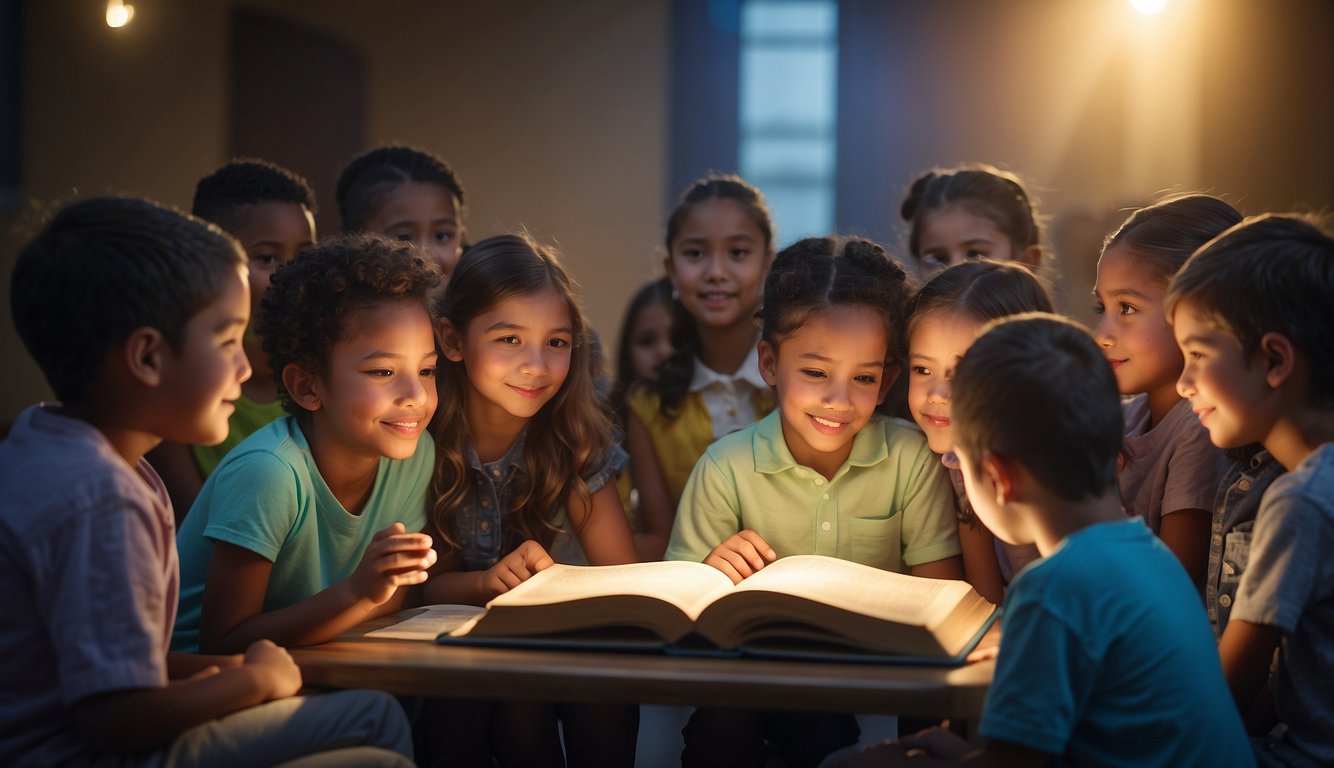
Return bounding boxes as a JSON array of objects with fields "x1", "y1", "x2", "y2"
[
  {"x1": 1107, "y1": 358, "x2": 1125, "y2": 370},
  {"x1": 809, "y1": 414, "x2": 847, "y2": 434},
  {"x1": 509, "y1": 384, "x2": 547, "y2": 399},
  {"x1": 383, "y1": 420, "x2": 423, "y2": 436},
  {"x1": 920, "y1": 414, "x2": 950, "y2": 429}
]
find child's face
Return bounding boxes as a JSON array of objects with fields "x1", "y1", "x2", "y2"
[
  {"x1": 231, "y1": 201, "x2": 315, "y2": 364},
  {"x1": 759, "y1": 305, "x2": 890, "y2": 477},
  {"x1": 1173, "y1": 299, "x2": 1273, "y2": 450},
  {"x1": 666, "y1": 199, "x2": 770, "y2": 333},
  {"x1": 158, "y1": 266, "x2": 252, "y2": 445},
  {"x1": 907, "y1": 310, "x2": 981, "y2": 455},
  {"x1": 629, "y1": 300, "x2": 673, "y2": 381},
  {"x1": 1092, "y1": 244, "x2": 1183, "y2": 401},
  {"x1": 444, "y1": 287, "x2": 574, "y2": 424},
  {"x1": 916, "y1": 205, "x2": 1033, "y2": 280},
  {"x1": 364, "y1": 181, "x2": 463, "y2": 276},
  {"x1": 308, "y1": 301, "x2": 438, "y2": 462}
]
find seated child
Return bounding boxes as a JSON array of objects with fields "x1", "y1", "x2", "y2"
[
  {"x1": 1168, "y1": 214, "x2": 1334, "y2": 765},
  {"x1": 904, "y1": 259, "x2": 1054, "y2": 603},
  {"x1": 173, "y1": 233, "x2": 440, "y2": 653},
  {"x1": 830, "y1": 313, "x2": 1254, "y2": 768},
  {"x1": 148, "y1": 157, "x2": 318, "y2": 519},
  {"x1": 1, "y1": 196, "x2": 413, "y2": 766},
  {"x1": 1094, "y1": 194, "x2": 1241, "y2": 589},
  {"x1": 666, "y1": 236, "x2": 962, "y2": 768}
]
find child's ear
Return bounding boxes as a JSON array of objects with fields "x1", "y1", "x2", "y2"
[
  {"x1": 1259, "y1": 331, "x2": 1297, "y2": 389},
  {"x1": 757, "y1": 339, "x2": 778, "y2": 387},
  {"x1": 979, "y1": 451, "x2": 1016, "y2": 506},
  {"x1": 877, "y1": 360, "x2": 902, "y2": 405},
  {"x1": 282, "y1": 363, "x2": 323, "y2": 413},
  {"x1": 122, "y1": 326, "x2": 166, "y2": 387},
  {"x1": 436, "y1": 318, "x2": 465, "y2": 363},
  {"x1": 1017, "y1": 244, "x2": 1043, "y2": 270}
]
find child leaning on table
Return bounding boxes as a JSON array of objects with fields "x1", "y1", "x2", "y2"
[
  {"x1": 0, "y1": 197, "x2": 414, "y2": 767},
  {"x1": 1167, "y1": 215, "x2": 1334, "y2": 766},
  {"x1": 666, "y1": 236, "x2": 962, "y2": 768},
  {"x1": 172, "y1": 233, "x2": 440, "y2": 654},
  {"x1": 829, "y1": 314, "x2": 1253, "y2": 768}
]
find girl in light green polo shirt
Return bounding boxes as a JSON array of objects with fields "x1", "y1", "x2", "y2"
[{"x1": 666, "y1": 236, "x2": 962, "y2": 768}]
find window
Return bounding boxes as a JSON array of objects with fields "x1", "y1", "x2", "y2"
[{"x1": 738, "y1": 0, "x2": 838, "y2": 246}]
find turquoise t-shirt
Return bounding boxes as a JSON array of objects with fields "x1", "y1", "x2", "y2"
[
  {"x1": 665, "y1": 411, "x2": 958, "y2": 572},
  {"x1": 981, "y1": 519, "x2": 1254, "y2": 766},
  {"x1": 172, "y1": 416, "x2": 434, "y2": 651}
]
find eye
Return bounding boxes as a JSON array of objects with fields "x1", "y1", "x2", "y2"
[
  {"x1": 548, "y1": 337, "x2": 570, "y2": 349},
  {"x1": 800, "y1": 368, "x2": 826, "y2": 379},
  {"x1": 679, "y1": 248, "x2": 703, "y2": 260},
  {"x1": 365, "y1": 369, "x2": 393, "y2": 378},
  {"x1": 966, "y1": 248, "x2": 988, "y2": 260},
  {"x1": 729, "y1": 246, "x2": 752, "y2": 260},
  {"x1": 910, "y1": 365, "x2": 931, "y2": 376},
  {"x1": 922, "y1": 253, "x2": 947, "y2": 269},
  {"x1": 250, "y1": 253, "x2": 277, "y2": 267},
  {"x1": 496, "y1": 335, "x2": 520, "y2": 345},
  {"x1": 1119, "y1": 302, "x2": 1138, "y2": 316},
  {"x1": 433, "y1": 230, "x2": 456, "y2": 244},
  {"x1": 394, "y1": 233, "x2": 415, "y2": 243},
  {"x1": 854, "y1": 374, "x2": 878, "y2": 385},
  {"x1": 1092, "y1": 301, "x2": 1105, "y2": 316},
  {"x1": 420, "y1": 366, "x2": 438, "y2": 377}
]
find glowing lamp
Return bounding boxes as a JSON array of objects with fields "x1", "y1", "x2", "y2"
[
  {"x1": 1129, "y1": 0, "x2": 1167, "y2": 14},
  {"x1": 106, "y1": 0, "x2": 134, "y2": 28}
]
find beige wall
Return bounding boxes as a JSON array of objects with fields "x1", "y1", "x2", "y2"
[{"x1": 3, "y1": 0, "x2": 1332, "y2": 427}]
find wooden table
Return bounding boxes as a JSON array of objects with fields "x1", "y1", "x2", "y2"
[{"x1": 291, "y1": 610, "x2": 995, "y2": 718}]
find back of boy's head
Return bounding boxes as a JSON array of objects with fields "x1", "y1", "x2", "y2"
[
  {"x1": 759, "y1": 236, "x2": 911, "y2": 358},
  {"x1": 666, "y1": 174, "x2": 774, "y2": 254},
  {"x1": 953, "y1": 313, "x2": 1123, "y2": 502},
  {"x1": 258, "y1": 233, "x2": 441, "y2": 415},
  {"x1": 335, "y1": 145, "x2": 465, "y2": 232},
  {"x1": 191, "y1": 157, "x2": 317, "y2": 232},
  {"x1": 1104, "y1": 193, "x2": 1242, "y2": 283},
  {"x1": 1166, "y1": 214, "x2": 1334, "y2": 408},
  {"x1": 905, "y1": 258, "x2": 1055, "y2": 343},
  {"x1": 901, "y1": 163, "x2": 1040, "y2": 259},
  {"x1": 11, "y1": 196, "x2": 243, "y2": 405}
]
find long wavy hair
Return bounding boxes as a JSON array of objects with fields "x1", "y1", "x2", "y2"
[{"x1": 429, "y1": 233, "x2": 611, "y2": 551}]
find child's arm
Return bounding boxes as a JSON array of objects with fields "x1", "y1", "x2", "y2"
[
  {"x1": 199, "y1": 523, "x2": 435, "y2": 653},
  {"x1": 828, "y1": 728, "x2": 1050, "y2": 767},
  {"x1": 910, "y1": 555, "x2": 964, "y2": 581},
  {"x1": 1217, "y1": 618, "x2": 1282, "y2": 720},
  {"x1": 145, "y1": 440, "x2": 203, "y2": 520},
  {"x1": 705, "y1": 529, "x2": 776, "y2": 584},
  {"x1": 568, "y1": 481, "x2": 638, "y2": 566},
  {"x1": 166, "y1": 650, "x2": 242, "y2": 678},
  {"x1": 958, "y1": 522, "x2": 1005, "y2": 603},
  {"x1": 626, "y1": 411, "x2": 674, "y2": 560},
  {"x1": 72, "y1": 639, "x2": 301, "y2": 754},
  {"x1": 1157, "y1": 508, "x2": 1210, "y2": 590},
  {"x1": 423, "y1": 540, "x2": 556, "y2": 605}
]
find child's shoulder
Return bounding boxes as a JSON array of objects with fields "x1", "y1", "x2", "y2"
[{"x1": 1263, "y1": 442, "x2": 1334, "y2": 521}]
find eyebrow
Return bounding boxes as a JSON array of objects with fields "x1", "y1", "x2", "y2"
[
  {"x1": 676, "y1": 233, "x2": 758, "y2": 246},
  {"x1": 387, "y1": 216, "x2": 457, "y2": 229},
  {"x1": 1176, "y1": 334, "x2": 1217, "y2": 348},
  {"x1": 213, "y1": 317, "x2": 248, "y2": 334},
  {"x1": 799, "y1": 352, "x2": 886, "y2": 369},
  {"x1": 1091, "y1": 287, "x2": 1154, "y2": 301},
  {"x1": 485, "y1": 321, "x2": 575, "y2": 335}
]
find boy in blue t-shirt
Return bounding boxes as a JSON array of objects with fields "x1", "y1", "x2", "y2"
[
  {"x1": 831, "y1": 314, "x2": 1253, "y2": 767},
  {"x1": 1168, "y1": 215, "x2": 1334, "y2": 766},
  {"x1": 0, "y1": 197, "x2": 413, "y2": 766}
]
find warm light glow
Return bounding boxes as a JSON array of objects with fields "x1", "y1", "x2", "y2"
[
  {"x1": 106, "y1": 0, "x2": 134, "y2": 28},
  {"x1": 1129, "y1": 0, "x2": 1167, "y2": 14}
]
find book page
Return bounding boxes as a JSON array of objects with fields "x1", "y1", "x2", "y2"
[
  {"x1": 732, "y1": 555, "x2": 971, "y2": 627},
  {"x1": 366, "y1": 604, "x2": 487, "y2": 640},
  {"x1": 485, "y1": 560, "x2": 736, "y2": 619}
]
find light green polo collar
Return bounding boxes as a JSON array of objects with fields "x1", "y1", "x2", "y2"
[{"x1": 751, "y1": 409, "x2": 892, "y2": 476}]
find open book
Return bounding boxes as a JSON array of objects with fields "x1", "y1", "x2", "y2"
[{"x1": 440, "y1": 555, "x2": 997, "y2": 664}]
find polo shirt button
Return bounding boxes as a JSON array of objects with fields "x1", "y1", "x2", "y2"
[
  {"x1": 822, "y1": 493, "x2": 830, "y2": 500},
  {"x1": 491, "y1": 468, "x2": 502, "y2": 477},
  {"x1": 480, "y1": 521, "x2": 491, "y2": 531},
  {"x1": 821, "y1": 522, "x2": 831, "y2": 531},
  {"x1": 796, "y1": 469, "x2": 805, "y2": 477},
  {"x1": 1238, "y1": 479, "x2": 1251, "y2": 491},
  {"x1": 1212, "y1": 534, "x2": 1223, "y2": 545},
  {"x1": 815, "y1": 478, "x2": 825, "y2": 486},
  {"x1": 1219, "y1": 594, "x2": 1232, "y2": 608}
]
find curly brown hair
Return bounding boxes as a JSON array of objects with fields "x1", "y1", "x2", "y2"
[{"x1": 257, "y1": 233, "x2": 441, "y2": 416}]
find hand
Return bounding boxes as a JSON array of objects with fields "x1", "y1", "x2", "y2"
[
  {"x1": 483, "y1": 540, "x2": 554, "y2": 598},
  {"x1": 704, "y1": 529, "x2": 776, "y2": 584},
  {"x1": 243, "y1": 639, "x2": 302, "y2": 700},
  {"x1": 897, "y1": 726, "x2": 973, "y2": 761},
  {"x1": 348, "y1": 522, "x2": 437, "y2": 606}
]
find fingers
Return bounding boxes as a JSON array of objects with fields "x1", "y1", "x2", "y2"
[
  {"x1": 373, "y1": 521, "x2": 408, "y2": 540},
  {"x1": 515, "y1": 540, "x2": 555, "y2": 572},
  {"x1": 704, "y1": 530, "x2": 776, "y2": 583}
]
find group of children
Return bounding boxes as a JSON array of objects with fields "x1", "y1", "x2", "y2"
[{"x1": 1, "y1": 146, "x2": 1330, "y2": 768}]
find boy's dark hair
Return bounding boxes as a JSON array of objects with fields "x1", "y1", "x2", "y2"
[
  {"x1": 257, "y1": 233, "x2": 441, "y2": 415},
  {"x1": 335, "y1": 145, "x2": 466, "y2": 232},
  {"x1": 191, "y1": 157, "x2": 317, "y2": 231},
  {"x1": 953, "y1": 313, "x2": 1124, "y2": 502},
  {"x1": 901, "y1": 163, "x2": 1040, "y2": 263},
  {"x1": 759, "y1": 236, "x2": 912, "y2": 359},
  {"x1": 655, "y1": 174, "x2": 774, "y2": 417},
  {"x1": 1103, "y1": 193, "x2": 1242, "y2": 283},
  {"x1": 905, "y1": 258, "x2": 1054, "y2": 344},
  {"x1": 1165, "y1": 214, "x2": 1334, "y2": 409},
  {"x1": 11, "y1": 196, "x2": 244, "y2": 404}
]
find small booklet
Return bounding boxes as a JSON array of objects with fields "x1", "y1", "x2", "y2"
[{"x1": 438, "y1": 555, "x2": 998, "y2": 664}]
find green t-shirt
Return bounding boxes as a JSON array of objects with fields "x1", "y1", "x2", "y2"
[
  {"x1": 189, "y1": 394, "x2": 286, "y2": 478},
  {"x1": 665, "y1": 410, "x2": 959, "y2": 572}
]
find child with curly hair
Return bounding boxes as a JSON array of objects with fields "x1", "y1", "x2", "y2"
[{"x1": 172, "y1": 234, "x2": 441, "y2": 653}]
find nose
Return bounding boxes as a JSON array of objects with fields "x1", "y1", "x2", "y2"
[
  {"x1": 926, "y1": 374, "x2": 950, "y2": 404},
  {"x1": 823, "y1": 379, "x2": 853, "y2": 410},
  {"x1": 397, "y1": 367, "x2": 429, "y2": 405},
  {"x1": 1176, "y1": 365, "x2": 1196, "y2": 399},
  {"x1": 703, "y1": 252, "x2": 726, "y2": 280},
  {"x1": 519, "y1": 345, "x2": 548, "y2": 376},
  {"x1": 1093, "y1": 313, "x2": 1115, "y2": 348},
  {"x1": 236, "y1": 346, "x2": 253, "y2": 385}
]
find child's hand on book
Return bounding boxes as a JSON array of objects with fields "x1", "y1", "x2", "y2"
[
  {"x1": 483, "y1": 539, "x2": 555, "y2": 599},
  {"x1": 704, "y1": 529, "x2": 777, "y2": 584},
  {"x1": 243, "y1": 639, "x2": 302, "y2": 701},
  {"x1": 349, "y1": 522, "x2": 438, "y2": 605}
]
